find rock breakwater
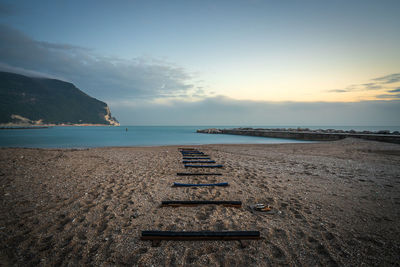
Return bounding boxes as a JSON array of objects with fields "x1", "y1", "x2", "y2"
[{"x1": 197, "y1": 128, "x2": 400, "y2": 144}]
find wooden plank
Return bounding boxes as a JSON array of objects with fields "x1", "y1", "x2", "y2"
[
  {"x1": 184, "y1": 164, "x2": 223, "y2": 168},
  {"x1": 141, "y1": 231, "x2": 261, "y2": 240},
  {"x1": 173, "y1": 182, "x2": 229, "y2": 187},
  {"x1": 161, "y1": 200, "x2": 241, "y2": 207},
  {"x1": 182, "y1": 157, "x2": 211, "y2": 160},
  {"x1": 182, "y1": 160, "x2": 216, "y2": 164},
  {"x1": 182, "y1": 154, "x2": 209, "y2": 157},
  {"x1": 177, "y1": 172, "x2": 222, "y2": 176}
]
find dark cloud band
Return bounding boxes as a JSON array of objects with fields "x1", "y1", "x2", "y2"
[{"x1": 0, "y1": 24, "x2": 196, "y2": 101}]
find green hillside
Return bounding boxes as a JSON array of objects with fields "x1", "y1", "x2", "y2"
[{"x1": 0, "y1": 72, "x2": 119, "y2": 125}]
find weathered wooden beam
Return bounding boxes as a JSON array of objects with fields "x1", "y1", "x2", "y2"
[
  {"x1": 141, "y1": 231, "x2": 261, "y2": 241},
  {"x1": 182, "y1": 160, "x2": 216, "y2": 164},
  {"x1": 184, "y1": 164, "x2": 223, "y2": 168},
  {"x1": 173, "y1": 182, "x2": 229, "y2": 187},
  {"x1": 182, "y1": 157, "x2": 211, "y2": 160},
  {"x1": 176, "y1": 172, "x2": 222, "y2": 176},
  {"x1": 161, "y1": 200, "x2": 241, "y2": 207},
  {"x1": 181, "y1": 155, "x2": 210, "y2": 157}
]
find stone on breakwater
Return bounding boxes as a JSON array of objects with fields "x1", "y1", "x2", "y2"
[{"x1": 197, "y1": 128, "x2": 222, "y2": 134}]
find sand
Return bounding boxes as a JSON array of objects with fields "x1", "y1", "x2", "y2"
[{"x1": 1, "y1": 138, "x2": 399, "y2": 266}]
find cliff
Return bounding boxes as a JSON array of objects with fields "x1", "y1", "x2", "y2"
[{"x1": 0, "y1": 72, "x2": 119, "y2": 126}]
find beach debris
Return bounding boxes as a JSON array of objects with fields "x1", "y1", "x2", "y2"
[
  {"x1": 249, "y1": 204, "x2": 276, "y2": 214},
  {"x1": 184, "y1": 164, "x2": 223, "y2": 168},
  {"x1": 161, "y1": 200, "x2": 242, "y2": 207},
  {"x1": 173, "y1": 182, "x2": 229, "y2": 187},
  {"x1": 177, "y1": 172, "x2": 222, "y2": 176}
]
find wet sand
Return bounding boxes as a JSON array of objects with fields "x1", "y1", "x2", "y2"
[{"x1": 1, "y1": 138, "x2": 399, "y2": 266}]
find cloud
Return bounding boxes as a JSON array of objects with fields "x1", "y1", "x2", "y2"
[
  {"x1": 328, "y1": 73, "x2": 400, "y2": 96},
  {"x1": 327, "y1": 89, "x2": 348, "y2": 93},
  {"x1": 110, "y1": 96, "x2": 400, "y2": 126},
  {"x1": 0, "y1": 24, "x2": 197, "y2": 101},
  {"x1": 373, "y1": 73, "x2": 400, "y2": 84},
  {"x1": 362, "y1": 83, "x2": 381, "y2": 90},
  {"x1": 0, "y1": 62, "x2": 62, "y2": 79},
  {"x1": 388, "y1": 88, "x2": 400, "y2": 93},
  {"x1": 376, "y1": 93, "x2": 400, "y2": 100},
  {"x1": 37, "y1": 41, "x2": 92, "y2": 52}
]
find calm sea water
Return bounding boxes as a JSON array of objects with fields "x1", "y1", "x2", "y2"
[{"x1": 0, "y1": 126, "x2": 399, "y2": 148}]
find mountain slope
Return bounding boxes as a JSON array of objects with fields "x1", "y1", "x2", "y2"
[{"x1": 0, "y1": 72, "x2": 119, "y2": 125}]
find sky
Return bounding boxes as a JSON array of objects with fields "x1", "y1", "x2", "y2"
[{"x1": 0, "y1": 0, "x2": 399, "y2": 125}]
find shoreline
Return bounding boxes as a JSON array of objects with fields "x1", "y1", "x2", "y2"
[
  {"x1": 0, "y1": 126, "x2": 50, "y2": 130},
  {"x1": 1, "y1": 139, "x2": 399, "y2": 265},
  {"x1": 0, "y1": 141, "x2": 314, "y2": 150},
  {"x1": 0, "y1": 124, "x2": 117, "y2": 128}
]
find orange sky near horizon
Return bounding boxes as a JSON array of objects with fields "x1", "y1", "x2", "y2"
[{"x1": 204, "y1": 72, "x2": 400, "y2": 102}]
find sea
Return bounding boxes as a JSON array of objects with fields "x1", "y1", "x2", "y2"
[{"x1": 0, "y1": 126, "x2": 399, "y2": 148}]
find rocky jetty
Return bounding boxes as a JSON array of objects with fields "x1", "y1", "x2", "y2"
[{"x1": 197, "y1": 128, "x2": 400, "y2": 144}]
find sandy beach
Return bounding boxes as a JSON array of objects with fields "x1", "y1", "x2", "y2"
[{"x1": 1, "y1": 138, "x2": 399, "y2": 266}]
